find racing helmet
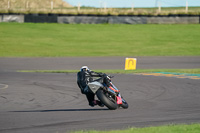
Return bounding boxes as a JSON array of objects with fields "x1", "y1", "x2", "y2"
[{"x1": 80, "y1": 66, "x2": 90, "y2": 72}]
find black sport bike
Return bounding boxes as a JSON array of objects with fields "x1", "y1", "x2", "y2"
[{"x1": 86, "y1": 73, "x2": 128, "y2": 110}]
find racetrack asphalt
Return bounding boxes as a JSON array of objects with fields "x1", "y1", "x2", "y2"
[
  {"x1": 0, "y1": 57, "x2": 200, "y2": 133},
  {"x1": 0, "y1": 56, "x2": 200, "y2": 71}
]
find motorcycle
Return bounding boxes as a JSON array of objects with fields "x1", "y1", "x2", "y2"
[{"x1": 87, "y1": 73, "x2": 128, "y2": 110}]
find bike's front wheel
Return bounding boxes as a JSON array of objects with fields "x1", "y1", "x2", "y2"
[
  {"x1": 120, "y1": 98, "x2": 128, "y2": 109},
  {"x1": 96, "y1": 89, "x2": 118, "y2": 110}
]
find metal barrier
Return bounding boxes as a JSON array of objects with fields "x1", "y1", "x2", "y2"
[{"x1": 0, "y1": 14, "x2": 199, "y2": 24}]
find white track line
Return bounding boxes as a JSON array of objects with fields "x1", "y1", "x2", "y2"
[{"x1": 0, "y1": 83, "x2": 8, "y2": 90}]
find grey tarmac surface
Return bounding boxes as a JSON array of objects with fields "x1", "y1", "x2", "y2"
[
  {"x1": 0, "y1": 56, "x2": 200, "y2": 71},
  {"x1": 0, "y1": 57, "x2": 200, "y2": 133}
]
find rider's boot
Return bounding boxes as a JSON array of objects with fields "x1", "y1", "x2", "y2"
[{"x1": 94, "y1": 100, "x2": 104, "y2": 107}]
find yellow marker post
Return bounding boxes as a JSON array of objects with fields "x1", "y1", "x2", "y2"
[{"x1": 125, "y1": 58, "x2": 137, "y2": 70}]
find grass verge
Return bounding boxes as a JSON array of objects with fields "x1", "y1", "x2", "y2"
[
  {"x1": 71, "y1": 123, "x2": 200, "y2": 133},
  {"x1": 0, "y1": 23, "x2": 200, "y2": 57},
  {"x1": 1, "y1": 6, "x2": 200, "y2": 15},
  {"x1": 19, "y1": 68, "x2": 200, "y2": 74}
]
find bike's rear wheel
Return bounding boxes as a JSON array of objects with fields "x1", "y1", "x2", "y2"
[{"x1": 96, "y1": 89, "x2": 118, "y2": 110}]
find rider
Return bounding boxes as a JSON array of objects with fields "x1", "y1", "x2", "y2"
[{"x1": 77, "y1": 66, "x2": 104, "y2": 107}]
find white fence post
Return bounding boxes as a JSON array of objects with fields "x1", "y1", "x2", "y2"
[
  {"x1": 158, "y1": 2, "x2": 161, "y2": 13},
  {"x1": 77, "y1": 3, "x2": 80, "y2": 11},
  {"x1": 8, "y1": 0, "x2": 10, "y2": 9},
  {"x1": 104, "y1": 2, "x2": 107, "y2": 12},
  {"x1": 51, "y1": 1, "x2": 54, "y2": 10},
  {"x1": 26, "y1": 1, "x2": 29, "y2": 9},
  {"x1": 186, "y1": 0, "x2": 188, "y2": 13},
  {"x1": 131, "y1": 3, "x2": 134, "y2": 12}
]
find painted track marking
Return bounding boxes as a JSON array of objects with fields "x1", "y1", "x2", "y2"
[
  {"x1": 0, "y1": 83, "x2": 8, "y2": 90},
  {"x1": 135, "y1": 73, "x2": 200, "y2": 80}
]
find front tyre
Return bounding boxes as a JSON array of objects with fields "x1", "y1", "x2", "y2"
[
  {"x1": 121, "y1": 98, "x2": 128, "y2": 109},
  {"x1": 96, "y1": 89, "x2": 118, "y2": 110}
]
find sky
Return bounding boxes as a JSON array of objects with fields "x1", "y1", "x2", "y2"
[{"x1": 64, "y1": 0, "x2": 200, "y2": 8}]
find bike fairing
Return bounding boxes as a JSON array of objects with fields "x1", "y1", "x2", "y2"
[{"x1": 103, "y1": 82, "x2": 123, "y2": 105}]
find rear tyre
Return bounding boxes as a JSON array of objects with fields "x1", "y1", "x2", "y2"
[{"x1": 96, "y1": 89, "x2": 118, "y2": 110}]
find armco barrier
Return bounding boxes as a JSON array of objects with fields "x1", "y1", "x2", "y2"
[
  {"x1": 147, "y1": 16, "x2": 199, "y2": 24},
  {"x1": 0, "y1": 14, "x2": 199, "y2": 24},
  {"x1": 57, "y1": 16, "x2": 148, "y2": 24},
  {"x1": 1, "y1": 15, "x2": 24, "y2": 23},
  {"x1": 56, "y1": 15, "x2": 200, "y2": 24},
  {"x1": 25, "y1": 14, "x2": 57, "y2": 23},
  {"x1": 58, "y1": 16, "x2": 108, "y2": 24},
  {"x1": 0, "y1": 15, "x2": 2, "y2": 22},
  {"x1": 108, "y1": 16, "x2": 147, "y2": 24}
]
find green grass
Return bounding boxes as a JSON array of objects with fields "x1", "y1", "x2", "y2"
[
  {"x1": 0, "y1": 23, "x2": 200, "y2": 57},
  {"x1": 72, "y1": 123, "x2": 200, "y2": 133},
  {"x1": 19, "y1": 68, "x2": 200, "y2": 74}
]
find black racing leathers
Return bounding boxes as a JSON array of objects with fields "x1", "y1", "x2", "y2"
[{"x1": 77, "y1": 70, "x2": 102, "y2": 106}]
